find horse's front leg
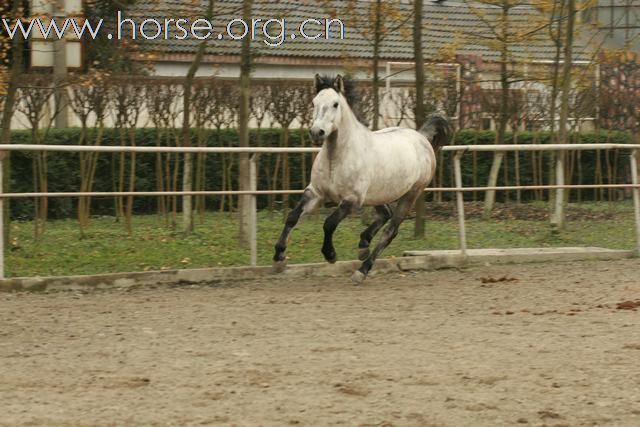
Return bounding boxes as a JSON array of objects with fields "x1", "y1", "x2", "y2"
[
  {"x1": 273, "y1": 188, "x2": 322, "y2": 272},
  {"x1": 321, "y1": 199, "x2": 354, "y2": 263}
]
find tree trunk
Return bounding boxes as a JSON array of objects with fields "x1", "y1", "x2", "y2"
[
  {"x1": 0, "y1": 0, "x2": 24, "y2": 247},
  {"x1": 514, "y1": 132, "x2": 521, "y2": 203},
  {"x1": 124, "y1": 129, "x2": 137, "y2": 236},
  {"x1": 238, "y1": 0, "x2": 253, "y2": 247},
  {"x1": 78, "y1": 123, "x2": 103, "y2": 237},
  {"x1": 550, "y1": 0, "x2": 575, "y2": 231},
  {"x1": 116, "y1": 129, "x2": 126, "y2": 221},
  {"x1": 181, "y1": 0, "x2": 214, "y2": 236},
  {"x1": 372, "y1": 0, "x2": 382, "y2": 131},
  {"x1": 483, "y1": 3, "x2": 510, "y2": 219},
  {"x1": 300, "y1": 127, "x2": 307, "y2": 187},
  {"x1": 281, "y1": 126, "x2": 290, "y2": 209},
  {"x1": 155, "y1": 130, "x2": 167, "y2": 225},
  {"x1": 413, "y1": 0, "x2": 426, "y2": 239},
  {"x1": 484, "y1": 151, "x2": 505, "y2": 219},
  {"x1": 53, "y1": 0, "x2": 68, "y2": 129},
  {"x1": 78, "y1": 124, "x2": 89, "y2": 237},
  {"x1": 547, "y1": 0, "x2": 565, "y2": 212},
  {"x1": 218, "y1": 128, "x2": 226, "y2": 213},
  {"x1": 503, "y1": 151, "x2": 510, "y2": 203},
  {"x1": 195, "y1": 128, "x2": 207, "y2": 224},
  {"x1": 472, "y1": 134, "x2": 478, "y2": 202}
]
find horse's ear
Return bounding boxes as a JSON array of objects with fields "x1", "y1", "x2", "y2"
[
  {"x1": 334, "y1": 75, "x2": 345, "y2": 94},
  {"x1": 314, "y1": 74, "x2": 323, "y2": 93}
]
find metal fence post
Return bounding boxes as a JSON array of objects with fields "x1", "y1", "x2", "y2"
[
  {"x1": 249, "y1": 154, "x2": 258, "y2": 266},
  {"x1": 631, "y1": 149, "x2": 640, "y2": 256},
  {"x1": 551, "y1": 149, "x2": 566, "y2": 229},
  {"x1": 453, "y1": 150, "x2": 467, "y2": 257}
]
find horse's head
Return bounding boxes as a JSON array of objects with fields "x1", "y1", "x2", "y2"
[{"x1": 310, "y1": 74, "x2": 348, "y2": 146}]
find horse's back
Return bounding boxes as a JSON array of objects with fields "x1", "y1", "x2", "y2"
[
  {"x1": 360, "y1": 127, "x2": 437, "y2": 205},
  {"x1": 372, "y1": 127, "x2": 402, "y2": 134},
  {"x1": 369, "y1": 127, "x2": 435, "y2": 165}
]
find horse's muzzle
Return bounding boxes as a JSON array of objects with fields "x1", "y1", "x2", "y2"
[{"x1": 310, "y1": 128, "x2": 326, "y2": 146}]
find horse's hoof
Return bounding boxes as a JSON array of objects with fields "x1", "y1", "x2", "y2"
[
  {"x1": 357, "y1": 248, "x2": 370, "y2": 261},
  {"x1": 351, "y1": 270, "x2": 366, "y2": 285},
  {"x1": 272, "y1": 258, "x2": 288, "y2": 273},
  {"x1": 322, "y1": 250, "x2": 337, "y2": 264}
]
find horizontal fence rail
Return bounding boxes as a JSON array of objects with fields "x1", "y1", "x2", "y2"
[
  {"x1": 0, "y1": 143, "x2": 638, "y2": 280},
  {"x1": 0, "y1": 145, "x2": 323, "y2": 154},
  {"x1": 2, "y1": 185, "x2": 640, "y2": 199},
  {"x1": 442, "y1": 144, "x2": 640, "y2": 152}
]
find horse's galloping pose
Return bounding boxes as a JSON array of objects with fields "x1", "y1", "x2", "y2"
[{"x1": 273, "y1": 74, "x2": 451, "y2": 284}]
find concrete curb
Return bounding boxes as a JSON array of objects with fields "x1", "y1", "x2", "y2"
[
  {"x1": 404, "y1": 247, "x2": 635, "y2": 266},
  {"x1": 0, "y1": 247, "x2": 634, "y2": 293}
]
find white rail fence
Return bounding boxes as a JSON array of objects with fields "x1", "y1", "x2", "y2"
[{"x1": 0, "y1": 143, "x2": 638, "y2": 280}]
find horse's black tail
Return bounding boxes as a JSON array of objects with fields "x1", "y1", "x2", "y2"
[{"x1": 419, "y1": 113, "x2": 452, "y2": 153}]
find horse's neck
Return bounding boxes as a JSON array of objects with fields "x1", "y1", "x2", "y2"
[{"x1": 326, "y1": 105, "x2": 370, "y2": 158}]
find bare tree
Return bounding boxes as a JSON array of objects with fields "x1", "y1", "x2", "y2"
[
  {"x1": 270, "y1": 82, "x2": 301, "y2": 210},
  {"x1": 386, "y1": 87, "x2": 415, "y2": 128},
  {"x1": 0, "y1": 0, "x2": 25, "y2": 246},
  {"x1": 15, "y1": 74, "x2": 65, "y2": 239},
  {"x1": 181, "y1": 0, "x2": 215, "y2": 235},
  {"x1": 294, "y1": 83, "x2": 315, "y2": 188},
  {"x1": 353, "y1": 83, "x2": 375, "y2": 128},
  {"x1": 237, "y1": 0, "x2": 253, "y2": 247},
  {"x1": 598, "y1": 51, "x2": 640, "y2": 203},
  {"x1": 68, "y1": 71, "x2": 111, "y2": 237},
  {"x1": 344, "y1": 0, "x2": 412, "y2": 130},
  {"x1": 147, "y1": 80, "x2": 181, "y2": 225},
  {"x1": 249, "y1": 83, "x2": 275, "y2": 210},
  {"x1": 464, "y1": 0, "x2": 549, "y2": 218},
  {"x1": 191, "y1": 79, "x2": 212, "y2": 224},
  {"x1": 550, "y1": 0, "x2": 576, "y2": 230},
  {"x1": 206, "y1": 80, "x2": 238, "y2": 213},
  {"x1": 112, "y1": 78, "x2": 144, "y2": 235}
]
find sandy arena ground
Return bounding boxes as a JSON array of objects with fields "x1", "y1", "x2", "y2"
[{"x1": 1, "y1": 258, "x2": 639, "y2": 427}]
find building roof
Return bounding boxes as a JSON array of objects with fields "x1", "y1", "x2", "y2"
[{"x1": 123, "y1": 0, "x2": 594, "y2": 64}]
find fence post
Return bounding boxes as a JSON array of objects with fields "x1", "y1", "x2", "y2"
[
  {"x1": 249, "y1": 154, "x2": 258, "y2": 266},
  {"x1": 551, "y1": 149, "x2": 566, "y2": 230},
  {"x1": 453, "y1": 150, "x2": 467, "y2": 257},
  {"x1": 631, "y1": 149, "x2": 640, "y2": 256}
]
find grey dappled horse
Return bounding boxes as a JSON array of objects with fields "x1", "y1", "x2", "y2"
[{"x1": 273, "y1": 74, "x2": 451, "y2": 283}]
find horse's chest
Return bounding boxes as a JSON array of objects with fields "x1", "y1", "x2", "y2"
[{"x1": 312, "y1": 160, "x2": 363, "y2": 203}]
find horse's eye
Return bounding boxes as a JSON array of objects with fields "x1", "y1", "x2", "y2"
[{"x1": 333, "y1": 102, "x2": 339, "y2": 108}]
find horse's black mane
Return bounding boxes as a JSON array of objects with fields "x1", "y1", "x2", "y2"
[
  {"x1": 315, "y1": 75, "x2": 357, "y2": 108},
  {"x1": 314, "y1": 74, "x2": 370, "y2": 124}
]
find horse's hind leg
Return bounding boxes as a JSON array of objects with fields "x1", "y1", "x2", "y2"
[
  {"x1": 321, "y1": 199, "x2": 354, "y2": 263},
  {"x1": 273, "y1": 188, "x2": 322, "y2": 272},
  {"x1": 357, "y1": 204, "x2": 393, "y2": 261},
  {"x1": 352, "y1": 192, "x2": 419, "y2": 284}
]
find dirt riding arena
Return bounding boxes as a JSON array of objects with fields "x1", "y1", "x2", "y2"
[{"x1": 1, "y1": 258, "x2": 639, "y2": 427}]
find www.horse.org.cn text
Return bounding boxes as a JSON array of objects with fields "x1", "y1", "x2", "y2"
[{"x1": 1, "y1": 12, "x2": 346, "y2": 47}]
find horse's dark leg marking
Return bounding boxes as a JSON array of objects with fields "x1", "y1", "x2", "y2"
[
  {"x1": 357, "y1": 204, "x2": 393, "y2": 261},
  {"x1": 321, "y1": 199, "x2": 354, "y2": 263},
  {"x1": 273, "y1": 189, "x2": 319, "y2": 271},
  {"x1": 353, "y1": 192, "x2": 419, "y2": 283}
]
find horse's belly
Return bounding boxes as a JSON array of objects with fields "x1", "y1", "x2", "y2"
[
  {"x1": 363, "y1": 180, "x2": 414, "y2": 206},
  {"x1": 320, "y1": 181, "x2": 360, "y2": 204},
  {"x1": 363, "y1": 159, "x2": 425, "y2": 205}
]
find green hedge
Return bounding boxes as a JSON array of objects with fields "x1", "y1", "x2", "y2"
[{"x1": 7, "y1": 128, "x2": 634, "y2": 220}]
